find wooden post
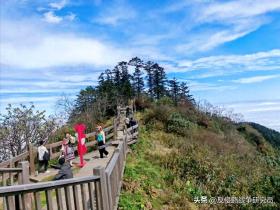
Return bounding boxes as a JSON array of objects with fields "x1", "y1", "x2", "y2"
[
  {"x1": 28, "y1": 143, "x2": 35, "y2": 175},
  {"x1": 49, "y1": 146, "x2": 53, "y2": 159},
  {"x1": 18, "y1": 161, "x2": 31, "y2": 210},
  {"x1": 93, "y1": 166, "x2": 109, "y2": 210},
  {"x1": 113, "y1": 118, "x2": 117, "y2": 141},
  {"x1": 18, "y1": 161, "x2": 29, "y2": 184}
]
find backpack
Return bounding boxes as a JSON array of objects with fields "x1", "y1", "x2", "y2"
[{"x1": 43, "y1": 151, "x2": 50, "y2": 161}]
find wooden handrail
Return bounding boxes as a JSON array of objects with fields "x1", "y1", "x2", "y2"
[
  {"x1": 0, "y1": 106, "x2": 138, "y2": 210},
  {"x1": 0, "y1": 168, "x2": 22, "y2": 173},
  {"x1": 0, "y1": 152, "x2": 29, "y2": 168},
  {"x1": 0, "y1": 123, "x2": 116, "y2": 169},
  {"x1": 0, "y1": 175, "x2": 100, "y2": 196}
]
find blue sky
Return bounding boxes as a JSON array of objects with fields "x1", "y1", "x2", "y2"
[{"x1": 1, "y1": 0, "x2": 280, "y2": 131}]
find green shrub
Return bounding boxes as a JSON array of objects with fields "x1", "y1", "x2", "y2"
[
  {"x1": 156, "y1": 96, "x2": 174, "y2": 106},
  {"x1": 166, "y1": 112, "x2": 196, "y2": 136}
]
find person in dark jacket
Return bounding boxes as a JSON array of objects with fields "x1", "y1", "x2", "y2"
[
  {"x1": 129, "y1": 117, "x2": 137, "y2": 128},
  {"x1": 53, "y1": 157, "x2": 73, "y2": 180}
]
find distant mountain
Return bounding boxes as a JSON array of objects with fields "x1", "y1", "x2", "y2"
[{"x1": 249, "y1": 122, "x2": 280, "y2": 149}]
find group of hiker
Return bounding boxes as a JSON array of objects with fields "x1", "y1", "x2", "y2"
[{"x1": 37, "y1": 125, "x2": 109, "y2": 180}]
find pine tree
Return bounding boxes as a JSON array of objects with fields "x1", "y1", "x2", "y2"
[
  {"x1": 75, "y1": 86, "x2": 96, "y2": 113},
  {"x1": 168, "y1": 77, "x2": 180, "y2": 105},
  {"x1": 119, "y1": 61, "x2": 133, "y2": 101},
  {"x1": 129, "y1": 57, "x2": 144, "y2": 98},
  {"x1": 179, "y1": 82, "x2": 194, "y2": 104},
  {"x1": 112, "y1": 63, "x2": 122, "y2": 87},
  {"x1": 152, "y1": 63, "x2": 166, "y2": 100},
  {"x1": 144, "y1": 61, "x2": 155, "y2": 98}
]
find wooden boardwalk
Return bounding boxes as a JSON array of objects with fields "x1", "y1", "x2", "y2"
[
  {"x1": 0, "y1": 105, "x2": 138, "y2": 210},
  {"x1": 30, "y1": 145, "x2": 116, "y2": 182}
]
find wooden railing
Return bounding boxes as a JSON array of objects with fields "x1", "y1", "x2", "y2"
[
  {"x1": 0, "y1": 124, "x2": 116, "y2": 175},
  {"x1": 0, "y1": 162, "x2": 29, "y2": 187},
  {"x1": 0, "y1": 105, "x2": 137, "y2": 210},
  {"x1": 0, "y1": 175, "x2": 101, "y2": 210}
]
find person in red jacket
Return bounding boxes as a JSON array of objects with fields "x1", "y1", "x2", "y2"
[{"x1": 74, "y1": 123, "x2": 87, "y2": 167}]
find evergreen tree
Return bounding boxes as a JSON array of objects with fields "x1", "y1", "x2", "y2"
[
  {"x1": 179, "y1": 82, "x2": 194, "y2": 104},
  {"x1": 152, "y1": 63, "x2": 166, "y2": 100},
  {"x1": 168, "y1": 77, "x2": 180, "y2": 105},
  {"x1": 144, "y1": 61, "x2": 155, "y2": 98},
  {"x1": 112, "y1": 63, "x2": 122, "y2": 87},
  {"x1": 74, "y1": 86, "x2": 96, "y2": 113},
  {"x1": 129, "y1": 57, "x2": 144, "y2": 98},
  {"x1": 119, "y1": 61, "x2": 133, "y2": 101}
]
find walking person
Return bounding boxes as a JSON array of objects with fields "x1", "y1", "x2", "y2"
[
  {"x1": 37, "y1": 140, "x2": 50, "y2": 173},
  {"x1": 96, "y1": 126, "x2": 109, "y2": 158}
]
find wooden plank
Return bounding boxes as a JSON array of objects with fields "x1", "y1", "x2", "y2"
[
  {"x1": 0, "y1": 168, "x2": 22, "y2": 173},
  {"x1": 88, "y1": 183, "x2": 95, "y2": 210},
  {"x1": 0, "y1": 172, "x2": 2, "y2": 187},
  {"x1": 80, "y1": 184, "x2": 87, "y2": 210},
  {"x1": 64, "y1": 186, "x2": 73, "y2": 210},
  {"x1": 105, "y1": 172, "x2": 112, "y2": 210},
  {"x1": 5, "y1": 196, "x2": 15, "y2": 210},
  {"x1": 19, "y1": 161, "x2": 29, "y2": 184},
  {"x1": 20, "y1": 194, "x2": 27, "y2": 210},
  {"x1": 9, "y1": 172, "x2": 13, "y2": 185},
  {"x1": 45, "y1": 141, "x2": 63, "y2": 149},
  {"x1": 55, "y1": 188, "x2": 63, "y2": 210},
  {"x1": 106, "y1": 133, "x2": 114, "y2": 140},
  {"x1": 45, "y1": 190, "x2": 54, "y2": 210},
  {"x1": 34, "y1": 192, "x2": 42, "y2": 210},
  {"x1": 0, "y1": 152, "x2": 29, "y2": 168},
  {"x1": 93, "y1": 167, "x2": 109, "y2": 210},
  {"x1": 127, "y1": 139, "x2": 138, "y2": 145},
  {"x1": 0, "y1": 176, "x2": 100, "y2": 196},
  {"x1": 73, "y1": 185, "x2": 81, "y2": 210},
  {"x1": 28, "y1": 143, "x2": 35, "y2": 175},
  {"x1": 94, "y1": 181, "x2": 101, "y2": 210}
]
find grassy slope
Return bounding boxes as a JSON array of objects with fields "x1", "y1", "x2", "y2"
[{"x1": 119, "y1": 105, "x2": 280, "y2": 210}]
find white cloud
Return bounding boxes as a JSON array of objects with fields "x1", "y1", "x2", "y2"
[
  {"x1": 177, "y1": 79, "x2": 237, "y2": 92},
  {"x1": 43, "y1": 11, "x2": 63, "y2": 23},
  {"x1": 233, "y1": 75, "x2": 280, "y2": 84},
  {"x1": 94, "y1": 4, "x2": 136, "y2": 26},
  {"x1": 197, "y1": 0, "x2": 280, "y2": 24},
  {"x1": 170, "y1": 0, "x2": 280, "y2": 53},
  {"x1": 222, "y1": 99, "x2": 280, "y2": 131},
  {"x1": 49, "y1": 0, "x2": 67, "y2": 10},
  {"x1": 163, "y1": 49, "x2": 280, "y2": 78},
  {"x1": 1, "y1": 24, "x2": 131, "y2": 68},
  {"x1": 1, "y1": 18, "x2": 172, "y2": 69},
  {"x1": 65, "y1": 12, "x2": 76, "y2": 21}
]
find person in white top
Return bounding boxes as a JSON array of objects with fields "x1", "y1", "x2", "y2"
[{"x1": 37, "y1": 140, "x2": 49, "y2": 173}]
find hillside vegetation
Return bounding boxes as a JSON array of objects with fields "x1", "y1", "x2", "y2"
[
  {"x1": 1, "y1": 57, "x2": 279, "y2": 209},
  {"x1": 119, "y1": 102, "x2": 280, "y2": 210},
  {"x1": 248, "y1": 122, "x2": 280, "y2": 149}
]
